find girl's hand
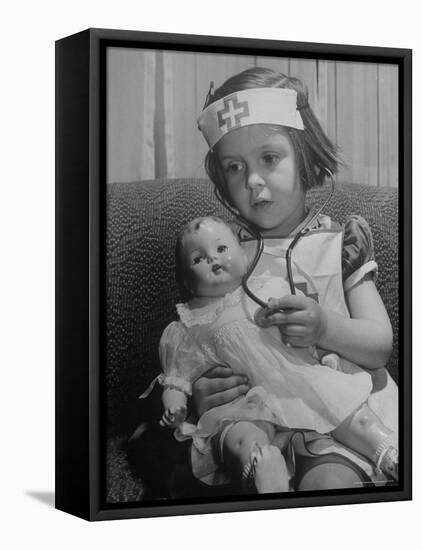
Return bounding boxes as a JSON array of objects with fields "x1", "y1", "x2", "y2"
[
  {"x1": 192, "y1": 365, "x2": 250, "y2": 417},
  {"x1": 256, "y1": 295, "x2": 327, "y2": 348},
  {"x1": 160, "y1": 405, "x2": 187, "y2": 428}
]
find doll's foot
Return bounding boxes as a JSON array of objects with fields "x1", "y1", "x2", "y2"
[
  {"x1": 377, "y1": 445, "x2": 398, "y2": 481},
  {"x1": 242, "y1": 444, "x2": 290, "y2": 494}
]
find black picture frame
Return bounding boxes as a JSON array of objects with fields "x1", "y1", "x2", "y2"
[{"x1": 55, "y1": 28, "x2": 412, "y2": 521}]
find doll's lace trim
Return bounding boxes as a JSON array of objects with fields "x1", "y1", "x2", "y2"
[
  {"x1": 160, "y1": 375, "x2": 192, "y2": 396},
  {"x1": 138, "y1": 373, "x2": 192, "y2": 399},
  {"x1": 176, "y1": 273, "x2": 272, "y2": 327},
  {"x1": 176, "y1": 288, "x2": 243, "y2": 326}
]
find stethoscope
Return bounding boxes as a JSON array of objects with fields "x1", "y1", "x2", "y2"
[
  {"x1": 217, "y1": 173, "x2": 336, "y2": 309},
  {"x1": 215, "y1": 171, "x2": 338, "y2": 463}
]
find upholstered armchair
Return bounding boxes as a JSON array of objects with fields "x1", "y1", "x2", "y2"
[{"x1": 106, "y1": 178, "x2": 398, "y2": 503}]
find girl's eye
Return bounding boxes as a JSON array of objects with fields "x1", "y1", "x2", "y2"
[
  {"x1": 217, "y1": 245, "x2": 228, "y2": 253},
  {"x1": 262, "y1": 153, "x2": 280, "y2": 166},
  {"x1": 225, "y1": 161, "x2": 245, "y2": 175}
]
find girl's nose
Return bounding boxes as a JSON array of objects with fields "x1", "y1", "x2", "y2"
[{"x1": 246, "y1": 170, "x2": 265, "y2": 190}]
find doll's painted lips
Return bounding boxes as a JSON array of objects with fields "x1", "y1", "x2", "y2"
[{"x1": 212, "y1": 264, "x2": 222, "y2": 273}]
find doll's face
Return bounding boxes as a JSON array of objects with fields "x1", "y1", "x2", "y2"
[
  {"x1": 182, "y1": 219, "x2": 247, "y2": 298},
  {"x1": 217, "y1": 124, "x2": 306, "y2": 236}
]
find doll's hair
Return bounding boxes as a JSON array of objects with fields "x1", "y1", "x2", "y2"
[
  {"x1": 203, "y1": 67, "x2": 341, "y2": 212},
  {"x1": 175, "y1": 216, "x2": 238, "y2": 300}
]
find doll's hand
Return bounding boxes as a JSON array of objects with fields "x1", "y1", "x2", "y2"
[
  {"x1": 161, "y1": 387, "x2": 187, "y2": 427},
  {"x1": 257, "y1": 295, "x2": 327, "y2": 348},
  {"x1": 160, "y1": 405, "x2": 187, "y2": 428}
]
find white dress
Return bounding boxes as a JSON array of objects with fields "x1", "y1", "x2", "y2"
[
  {"x1": 159, "y1": 272, "x2": 373, "y2": 483},
  {"x1": 155, "y1": 213, "x2": 398, "y2": 485}
]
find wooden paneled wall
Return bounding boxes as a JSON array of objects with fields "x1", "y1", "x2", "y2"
[{"x1": 107, "y1": 49, "x2": 398, "y2": 187}]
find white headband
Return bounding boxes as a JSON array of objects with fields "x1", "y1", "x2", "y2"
[{"x1": 197, "y1": 87, "x2": 304, "y2": 149}]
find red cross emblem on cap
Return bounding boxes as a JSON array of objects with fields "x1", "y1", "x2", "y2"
[{"x1": 217, "y1": 95, "x2": 250, "y2": 132}]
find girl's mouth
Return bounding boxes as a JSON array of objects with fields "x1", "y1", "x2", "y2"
[{"x1": 252, "y1": 200, "x2": 272, "y2": 209}]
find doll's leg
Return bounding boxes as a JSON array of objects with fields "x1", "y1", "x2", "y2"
[
  {"x1": 221, "y1": 421, "x2": 290, "y2": 493},
  {"x1": 331, "y1": 402, "x2": 398, "y2": 480}
]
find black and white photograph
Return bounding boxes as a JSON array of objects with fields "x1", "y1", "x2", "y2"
[
  {"x1": 6, "y1": 1, "x2": 420, "y2": 546},
  {"x1": 102, "y1": 35, "x2": 410, "y2": 514}
]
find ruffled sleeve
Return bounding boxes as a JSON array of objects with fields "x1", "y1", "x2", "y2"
[
  {"x1": 342, "y1": 215, "x2": 378, "y2": 292},
  {"x1": 158, "y1": 321, "x2": 213, "y2": 389}
]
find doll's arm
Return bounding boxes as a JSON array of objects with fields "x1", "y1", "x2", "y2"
[{"x1": 159, "y1": 321, "x2": 213, "y2": 425}]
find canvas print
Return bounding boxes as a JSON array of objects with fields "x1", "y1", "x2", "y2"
[{"x1": 105, "y1": 46, "x2": 400, "y2": 505}]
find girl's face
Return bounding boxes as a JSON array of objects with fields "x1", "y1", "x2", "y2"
[
  {"x1": 217, "y1": 124, "x2": 306, "y2": 236},
  {"x1": 182, "y1": 219, "x2": 247, "y2": 298}
]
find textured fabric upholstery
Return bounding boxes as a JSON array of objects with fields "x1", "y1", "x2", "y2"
[{"x1": 106, "y1": 178, "x2": 398, "y2": 502}]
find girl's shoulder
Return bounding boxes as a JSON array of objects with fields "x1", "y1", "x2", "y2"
[
  {"x1": 341, "y1": 215, "x2": 377, "y2": 287},
  {"x1": 230, "y1": 214, "x2": 376, "y2": 284}
]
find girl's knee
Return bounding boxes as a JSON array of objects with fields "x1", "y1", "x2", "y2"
[
  {"x1": 351, "y1": 404, "x2": 373, "y2": 430},
  {"x1": 335, "y1": 403, "x2": 378, "y2": 440},
  {"x1": 297, "y1": 462, "x2": 363, "y2": 491}
]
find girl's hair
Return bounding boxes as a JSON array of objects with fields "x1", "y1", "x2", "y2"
[
  {"x1": 175, "y1": 216, "x2": 236, "y2": 300},
  {"x1": 203, "y1": 67, "x2": 341, "y2": 211}
]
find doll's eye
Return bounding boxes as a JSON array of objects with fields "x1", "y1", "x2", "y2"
[
  {"x1": 217, "y1": 245, "x2": 228, "y2": 253},
  {"x1": 192, "y1": 255, "x2": 204, "y2": 265}
]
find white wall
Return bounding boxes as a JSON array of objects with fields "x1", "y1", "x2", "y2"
[
  {"x1": 108, "y1": 50, "x2": 399, "y2": 186},
  {"x1": 1, "y1": 1, "x2": 419, "y2": 549}
]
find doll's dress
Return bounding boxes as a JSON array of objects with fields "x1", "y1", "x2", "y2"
[
  {"x1": 159, "y1": 272, "x2": 373, "y2": 484},
  {"x1": 158, "y1": 213, "x2": 398, "y2": 485}
]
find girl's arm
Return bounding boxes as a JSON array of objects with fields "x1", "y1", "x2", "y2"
[
  {"x1": 260, "y1": 274, "x2": 393, "y2": 369},
  {"x1": 320, "y1": 274, "x2": 393, "y2": 369},
  {"x1": 192, "y1": 366, "x2": 251, "y2": 417}
]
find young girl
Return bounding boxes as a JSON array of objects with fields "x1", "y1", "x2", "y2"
[
  {"x1": 186, "y1": 66, "x2": 398, "y2": 490},
  {"x1": 154, "y1": 215, "x2": 397, "y2": 493},
  {"x1": 141, "y1": 67, "x2": 397, "y2": 491}
]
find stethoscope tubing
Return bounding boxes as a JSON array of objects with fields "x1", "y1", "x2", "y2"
[{"x1": 240, "y1": 174, "x2": 336, "y2": 308}]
